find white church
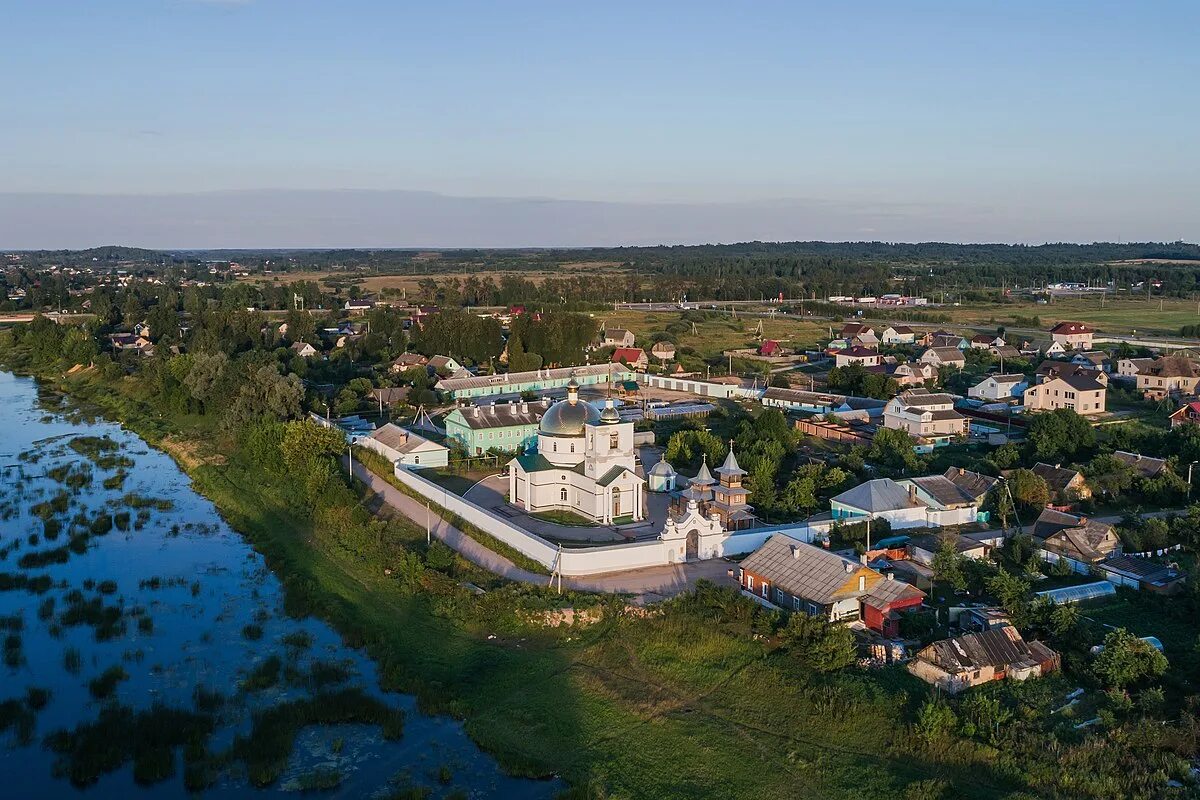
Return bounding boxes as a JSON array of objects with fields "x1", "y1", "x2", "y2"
[{"x1": 508, "y1": 380, "x2": 647, "y2": 524}]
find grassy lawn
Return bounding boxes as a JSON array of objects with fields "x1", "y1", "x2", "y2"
[
  {"x1": 412, "y1": 467, "x2": 498, "y2": 496},
  {"x1": 529, "y1": 509, "x2": 598, "y2": 527}
]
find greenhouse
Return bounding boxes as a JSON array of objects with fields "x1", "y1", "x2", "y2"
[{"x1": 1035, "y1": 581, "x2": 1116, "y2": 605}]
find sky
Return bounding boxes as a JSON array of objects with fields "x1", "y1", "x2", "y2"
[{"x1": 1, "y1": 0, "x2": 1197, "y2": 248}]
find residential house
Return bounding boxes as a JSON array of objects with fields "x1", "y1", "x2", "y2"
[
  {"x1": 428, "y1": 355, "x2": 464, "y2": 374},
  {"x1": 356, "y1": 423, "x2": 449, "y2": 468},
  {"x1": 1032, "y1": 508, "x2": 1121, "y2": 572},
  {"x1": 603, "y1": 327, "x2": 635, "y2": 348},
  {"x1": 835, "y1": 346, "x2": 881, "y2": 368},
  {"x1": 1021, "y1": 339, "x2": 1067, "y2": 357},
  {"x1": 1034, "y1": 359, "x2": 1109, "y2": 386},
  {"x1": 1096, "y1": 555, "x2": 1185, "y2": 594},
  {"x1": 942, "y1": 467, "x2": 999, "y2": 505},
  {"x1": 830, "y1": 478, "x2": 930, "y2": 529},
  {"x1": 611, "y1": 347, "x2": 649, "y2": 368},
  {"x1": 1071, "y1": 351, "x2": 1111, "y2": 373},
  {"x1": 840, "y1": 323, "x2": 879, "y2": 347},
  {"x1": 1023, "y1": 372, "x2": 1107, "y2": 415},
  {"x1": 444, "y1": 399, "x2": 548, "y2": 455},
  {"x1": 889, "y1": 361, "x2": 937, "y2": 387},
  {"x1": 344, "y1": 298, "x2": 375, "y2": 314},
  {"x1": 898, "y1": 474, "x2": 991, "y2": 527},
  {"x1": 290, "y1": 341, "x2": 318, "y2": 358},
  {"x1": 1049, "y1": 321, "x2": 1095, "y2": 350},
  {"x1": 1135, "y1": 355, "x2": 1200, "y2": 400},
  {"x1": 368, "y1": 387, "x2": 409, "y2": 409},
  {"x1": 109, "y1": 333, "x2": 155, "y2": 356},
  {"x1": 1116, "y1": 357, "x2": 1156, "y2": 380},
  {"x1": 968, "y1": 374, "x2": 1029, "y2": 402},
  {"x1": 650, "y1": 341, "x2": 677, "y2": 362},
  {"x1": 1030, "y1": 463, "x2": 1092, "y2": 502},
  {"x1": 390, "y1": 353, "x2": 429, "y2": 373},
  {"x1": 1169, "y1": 401, "x2": 1200, "y2": 428},
  {"x1": 907, "y1": 532, "x2": 990, "y2": 567},
  {"x1": 758, "y1": 339, "x2": 783, "y2": 357},
  {"x1": 989, "y1": 344, "x2": 1023, "y2": 361},
  {"x1": 928, "y1": 332, "x2": 968, "y2": 349},
  {"x1": 908, "y1": 626, "x2": 1058, "y2": 694},
  {"x1": 883, "y1": 389, "x2": 969, "y2": 443},
  {"x1": 970, "y1": 334, "x2": 1005, "y2": 350},
  {"x1": 738, "y1": 534, "x2": 925, "y2": 637},
  {"x1": 918, "y1": 347, "x2": 966, "y2": 369},
  {"x1": 881, "y1": 325, "x2": 916, "y2": 345},
  {"x1": 1111, "y1": 450, "x2": 1168, "y2": 478}
]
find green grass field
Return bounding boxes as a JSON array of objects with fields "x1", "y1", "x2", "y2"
[
  {"x1": 599, "y1": 310, "x2": 829, "y2": 360},
  {"x1": 941, "y1": 296, "x2": 1200, "y2": 336}
]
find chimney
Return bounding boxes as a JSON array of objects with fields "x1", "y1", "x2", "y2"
[
  {"x1": 859, "y1": 553, "x2": 868, "y2": 565},
  {"x1": 521, "y1": 402, "x2": 529, "y2": 413},
  {"x1": 844, "y1": 562, "x2": 854, "y2": 574},
  {"x1": 887, "y1": 572, "x2": 895, "y2": 581},
  {"x1": 908, "y1": 484, "x2": 918, "y2": 504},
  {"x1": 790, "y1": 545, "x2": 799, "y2": 559}
]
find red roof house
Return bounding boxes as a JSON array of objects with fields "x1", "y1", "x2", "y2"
[{"x1": 611, "y1": 347, "x2": 648, "y2": 367}]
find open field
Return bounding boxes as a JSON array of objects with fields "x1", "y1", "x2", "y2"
[
  {"x1": 923, "y1": 296, "x2": 1200, "y2": 336},
  {"x1": 599, "y1": 309, "x2": 828, "y2": 360}
]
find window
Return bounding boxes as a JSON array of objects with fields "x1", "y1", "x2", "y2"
[
  {"x1": 553, "y1": 442, "x2": 557, "y2": 452},
  {"x1": 570, "y1": 442, "x2": 575, "y2": 453},
  {"x1": 746, "y1": 575, "x2": 755, "y2": 591},
  {"x1": 413, "y1": 455, "x2": 420, "y2": 465},
  {"x1": 560, "y1": 488, "x2": 568, "y2": 502},
  {"x1": 609, "y1": 433, "x2": 619, "y2": 450},
  {"x1": 792, "y1": 596, "x2": 801, "y2": 611}
]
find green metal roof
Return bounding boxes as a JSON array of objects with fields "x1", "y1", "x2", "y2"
[{"x1": 513, "y1": 453, "x2": 556, "y2": 472}]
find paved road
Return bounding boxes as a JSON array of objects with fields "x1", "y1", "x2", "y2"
[{"x1": 347, "y1": 458, "x2": 737, "y2": 602}]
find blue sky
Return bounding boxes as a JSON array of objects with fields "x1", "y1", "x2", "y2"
[{"x1": 2, "y1": 1, "x2": 1198, "y2": 246}]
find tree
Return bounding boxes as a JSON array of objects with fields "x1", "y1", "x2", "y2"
[
  {"x1": 227, "y1": 365, "x2": 304, "y2": 427},
  {"x1": 778, "y1": 612, "x2": 856, "y2": 672},
  {"x1": 1083, "y1": 454, "x2": 1138, "y2": 499},
  {"x1": 931, "y1": 538, "x2": 967, "y2": 593},
  {"x1": 1092, "y1": 628, "x2": 1168, "y2": 690},
  {"x1": 868, "y1": 427, "x2": 923, "y2": 474},
  {"x1": 1005, "y1": 468, "x2": 1050, "y2": 513},
  {"x1": 986, "y1": 570, "x2": 1031, "y2": 623},
  {"x1": 1026, "y1": 408, "x2": 1096, "y2": 462}
]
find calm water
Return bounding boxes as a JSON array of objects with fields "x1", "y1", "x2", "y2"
[{"x1": 0, "y1": 371, "x2": 557, "y2": 799}]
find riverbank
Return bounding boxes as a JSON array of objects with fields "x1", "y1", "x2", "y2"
[{"x1": 0, "y1": 357, "x2": 1027, "y2": 799}]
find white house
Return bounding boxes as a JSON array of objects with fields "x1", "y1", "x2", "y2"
[
  {"x1": 603, "y1": 328, "x2": 635, "y2": 348},
  {"x1": 835, "y1": 347, "x2": 881, "y2": 368},
  {"x1": 881, "y1": 325, "x2": 917, "y2": 345},
  {"x1": 356, "y1": 423, "x2": 450, "y2": 468},
  {"x1": 969, "y1": 334, "x2": 1005, "y2": 350},
  {"x1": 883, "y1": 389, "x2": 969, "y2": 443},
  {"x1": 508, "y1": 380, "x2": 646, "y2": 525},
  {"x1": 968, "y1": 373, "x2": 1029, "y2": 401},
  {"x1": 919, "y1": 347, "x2": 966, "y2": 369},
  {"x1": 290, "y1": 342, "x2": 318, "y2": 358}
]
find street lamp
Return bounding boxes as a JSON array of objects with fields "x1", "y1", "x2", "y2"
[{"x1": 1188, "y1": 461, "x2": 1199, "y2": 501}]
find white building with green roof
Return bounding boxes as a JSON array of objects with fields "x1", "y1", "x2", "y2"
[{"x1": 508, "y1": 381, "x2": 645, "y2": 524}]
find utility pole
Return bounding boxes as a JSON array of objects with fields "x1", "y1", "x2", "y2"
[{"x1": 426, "y1": 502, "x2": 431, "y2": 545}]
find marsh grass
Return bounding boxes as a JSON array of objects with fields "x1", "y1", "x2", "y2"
[
  {"x1": 228, "y1": 688, "x2": 404, "y2": 787},
  {"x1": 241, "y1": 655, "x2": 282, "y2": 692},
  {"x1": 44, "y1": 703, "x2": 215, "y2": 788},
  {"x1": 88, "y1": 665, "x2": 129, "y2": 699}
]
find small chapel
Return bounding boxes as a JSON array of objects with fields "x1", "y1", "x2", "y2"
[{"x1": 507, "y1": 379, "x2": 646, "y2": 524}]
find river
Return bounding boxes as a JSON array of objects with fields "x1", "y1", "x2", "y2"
[{"x1": 0, "y1": 371, "x2": 558, "y2": 799}]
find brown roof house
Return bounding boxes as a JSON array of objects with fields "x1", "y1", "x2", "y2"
[
  {"x1": 908, "y1": 625, "x2": 1058, "y2": 694},
  {"x1": 1030, "y1": 462, "x2": 1092, "y2": 502},
  {"x1": 739, "y1": 534, "x2": 925, "y2": 638},
  {"x1": 1032, "y1": 508, "x2": 1121, "y2": 573},
  {"x1": 1135, "y1": 355, "x2": 1200, "y2": 400},
  {"x1": 1111, "y1": 450, "x2": 1168, "y2": 478},
  {"x1": 356, "y1": 423, "x2": 449, "y2": 468}
]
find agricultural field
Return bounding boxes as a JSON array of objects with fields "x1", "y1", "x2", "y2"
[
  {"x1": 598, "y1": 309, "x2": 828, "y2": 361},
  {"x1": 934, "y1": 295, "x2": 1200, "y2": 337}
]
